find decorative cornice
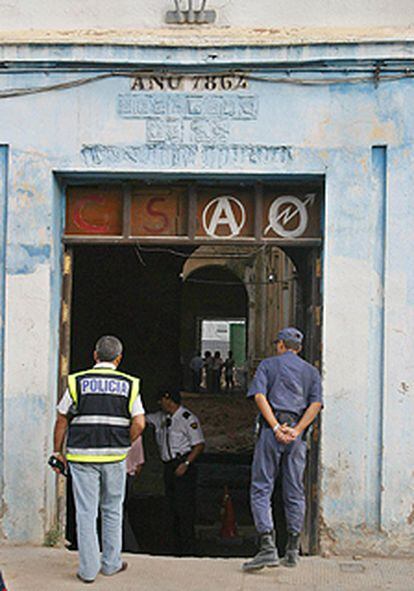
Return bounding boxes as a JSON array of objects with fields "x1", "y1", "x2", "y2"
[{"x1": 0, "y1": 26, "x2": 414, "y2": 47}]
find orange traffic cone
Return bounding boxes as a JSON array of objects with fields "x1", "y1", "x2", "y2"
[{"x1": 220, "y1": 485, "x2": 238, "y2": 539}]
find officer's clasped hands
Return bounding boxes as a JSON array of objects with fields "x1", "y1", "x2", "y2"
[{"x1": 274, "y1": 424, "x2": 300, "y2": 445}]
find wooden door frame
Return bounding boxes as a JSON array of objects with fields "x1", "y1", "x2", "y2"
[
  {"x1": 57, "y1": 177, "x2": 324, "y2": 553},
  {"x1": 56, "y1": 246, "x2": 73, "y2": 536}
]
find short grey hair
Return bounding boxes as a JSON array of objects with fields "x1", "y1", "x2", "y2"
[{"x1": 95, "y1": 335, "x2": 123, "y2": 361}]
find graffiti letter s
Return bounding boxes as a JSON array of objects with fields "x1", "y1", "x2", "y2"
[{"x1": 143, "y1": 197, "x2": 169, "y2": 233}]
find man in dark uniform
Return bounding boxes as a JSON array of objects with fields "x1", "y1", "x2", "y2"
[
  {"x1": 243, "y1": 327, "x2": 322, "y2": 571},
  {"x1": 146, "y1": 388, "x2": 205, "y2": 556}
]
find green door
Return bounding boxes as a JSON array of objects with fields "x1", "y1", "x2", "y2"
[{"x1": 230, "y1": 323, "x2": 246, "y2": 365}]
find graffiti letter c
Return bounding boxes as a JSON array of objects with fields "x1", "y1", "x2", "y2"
[{"x1": 73, "y1": 194, "x2": 110, "y2": 233}]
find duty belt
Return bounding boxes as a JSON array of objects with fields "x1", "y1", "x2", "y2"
[
  {"x1": 163, "y1": 452, "x2": 191, "y2": 466},
  {"x1": 274, "y1": 411, "x2": 299, "y2": 426},
  {"x1": 259, "y1": 411, "x2": 299, "y2": 428}
]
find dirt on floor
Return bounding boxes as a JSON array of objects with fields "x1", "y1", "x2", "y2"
[{"x1": 182, "y1": 392, "x2": 257, "y2": 453}]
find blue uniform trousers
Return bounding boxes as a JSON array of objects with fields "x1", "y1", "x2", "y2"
[{"x1": 250, "y1": 427, "x2": 307, "y2": 535}]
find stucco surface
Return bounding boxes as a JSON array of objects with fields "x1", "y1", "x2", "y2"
[
  {"x1": 1, "y1": 0, "x2": 414, "y2": 31},
  {"x1": 2, "y1": 27, "x2": 414, "y2": 46},
  {"x1": 0, "y1": 39, "x2": 413, "y2": 553}
]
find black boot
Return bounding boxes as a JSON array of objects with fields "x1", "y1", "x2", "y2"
[
  {"x1": 242, "y1": 530, "x2": 279, "y2": 571},
  {"x1": 282, "y1": 532, "x2": 300, "y2": 567}
]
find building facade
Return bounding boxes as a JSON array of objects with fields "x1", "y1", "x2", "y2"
[{"x1": 0, "y1": 1, "x2": 413, "y2": 555}]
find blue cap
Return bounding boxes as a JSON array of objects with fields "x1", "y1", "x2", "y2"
[{"x1": 275, "y1": 327, "x2": 304, "y2": 344}]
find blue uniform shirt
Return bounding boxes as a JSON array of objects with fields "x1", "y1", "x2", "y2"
[{"x1": 247, "y1": 351, "x2": 323, "y2": 415}]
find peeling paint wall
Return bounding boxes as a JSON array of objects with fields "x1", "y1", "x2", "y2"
[
  {"x1": 0, "y1": 146, "x2": 7, "y2": 539},
  {"x1": 0, "y1": 38, "x2": 413, "y2": 554}
]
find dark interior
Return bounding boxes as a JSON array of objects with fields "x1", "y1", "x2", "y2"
[{"x1": 68, "y1": 243, "x2": 316, "y2": 557}]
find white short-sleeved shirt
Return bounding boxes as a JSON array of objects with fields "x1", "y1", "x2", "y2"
[
  {"x1": 146, "y1": 406, "x2": 204, "y2": 462},
  {"x1": 57, "y1": 362, "x2": 145, "y2": 417}
]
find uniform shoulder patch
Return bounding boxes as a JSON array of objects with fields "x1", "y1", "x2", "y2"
[
  {"x1": 183, "y1": 411, "x2": 191, "y2": 419},
  {"x1": 190, "y1": 422, "x2": 198, "y2": 429}
]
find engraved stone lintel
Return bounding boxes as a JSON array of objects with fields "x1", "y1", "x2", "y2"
[
  {"x1": 81, "y1": 143, "x2": 293, "y2": 169},
  {"x1": 146, "y1": 118, "x2": 184, "y2": 143},
  {"x1": 118, "y1": 94, "x2": 258, "y2": 121}
]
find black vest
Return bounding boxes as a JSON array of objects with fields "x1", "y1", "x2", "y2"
[{"x1": 66, "y1": 367, "x2": 140, "y2": 463}]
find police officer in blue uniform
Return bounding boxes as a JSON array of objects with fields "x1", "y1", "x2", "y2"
[{"x1": 243, "y1": 327, "x2": 323, "y2": 571}]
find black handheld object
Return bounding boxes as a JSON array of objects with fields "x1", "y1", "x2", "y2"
[{"x1": 48, "y1": 455, "x2": 67, "y2": 477}]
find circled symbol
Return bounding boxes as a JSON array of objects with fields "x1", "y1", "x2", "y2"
[
  {"x1": 202, "y1": 196, "x2": 246, "y2": 239},
  {"x1": 265, "y1": 195, "x2": 311, "y2": 238}
]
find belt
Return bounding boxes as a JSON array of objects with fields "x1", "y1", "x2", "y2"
[
  {"x1": 162, "y1": 452, "x2": 191, "y2": 466},
  {"x1": 259, "y1": 411, "x2": 299, "y2": 428},
  {"x1": 274, "y1": 411, "x2": 299, "y2": 426}
]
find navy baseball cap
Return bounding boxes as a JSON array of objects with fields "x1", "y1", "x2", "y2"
[
  {"x1": 274, "y1": 327, "x2": 304, "y2": 344},
  {"x1": 158, "y1": 386, "x2": 182, "y2": 405}
]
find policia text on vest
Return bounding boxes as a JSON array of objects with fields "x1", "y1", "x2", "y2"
[
  {"x1": 66, "y1": 368, "x2": 140, "y2": 462},
  {"x1": 51, "y1": 335, "x2": 145, "y2": 583}
]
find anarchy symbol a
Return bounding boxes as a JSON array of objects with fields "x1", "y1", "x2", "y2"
[{"x1": 202, "y1": 196, "x2": 246, "y2": 239}]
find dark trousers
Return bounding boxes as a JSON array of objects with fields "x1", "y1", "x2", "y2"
[
  {"x1": 65, "y1": 471, "x2": 77, "y2": 548},
  {"x1": 191, "y1": 369, "x2": 201, "y2": 393},
  {"x1": 163, "y1": 462, "x2": 197, "y2": 556},
  {"x1": 122, "y1": 475, "x2": 140, "y2": 552},
  {"x1": 212, "y1": 369, "x2": 221, "y2": 393},
  {"x1": 206, "y1": 369, "x2": 214, "y2": 394},
  {"x1": 225, "y1": 372, "x2": 234, "y2": 391}
]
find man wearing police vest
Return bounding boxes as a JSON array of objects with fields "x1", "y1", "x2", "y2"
[{"x1": 52, "y1": 336, "x2": 145, "y2": 584}]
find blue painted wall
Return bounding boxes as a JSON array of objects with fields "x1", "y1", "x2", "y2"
[
  {"x1": 0, "y1": 41, "x2": 413, "y2": 553},
  {"x1": 0, "y1": 146, "x2": 8, "y2": 529}
]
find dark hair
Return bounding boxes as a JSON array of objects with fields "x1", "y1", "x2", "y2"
[
  {"x1": 283, "y1": 338, "x2": 301, "y2": 352},
  {"x1": 214, "y1": 351, "x2": 221, "y2": 358},
  {"x1": 158, "y1": 386, "x2": 181, "y2": 405},
  {"x1": 204, "y1": 351, "x2": 211, "y2": 358},
  {"x1": 95, "y1": 335, "x2": 123, "y2": 361}
]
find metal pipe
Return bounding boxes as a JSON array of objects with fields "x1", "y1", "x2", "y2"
[
  {"x1": 188, "y1": 0, "x2": 195, "y2": 23},
  {"x1": 197, "y1": 0, "x2": 207, "y2": 22},
  {"x1": 173, "y1": 0, "x2": 185, "y2": 23}
]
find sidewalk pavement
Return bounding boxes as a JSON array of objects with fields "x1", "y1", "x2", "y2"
[{"x1": 1, "y1": 546, "x2": 413, "y2": 591}]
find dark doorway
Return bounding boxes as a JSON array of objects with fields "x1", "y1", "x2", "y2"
[
  {"x1": 180, "y1": 265, "x2": 248, "y2": 392},
  {"x1": 70, "y1": 244, "x2": 193, "y2": 397},
  {"x1": 64, "y1": 237, "x2": 321, "y2": 557}
]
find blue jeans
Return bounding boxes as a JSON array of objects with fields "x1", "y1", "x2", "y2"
[{"x1": 70, "y1": 460, "x2": 126, "y2": 581}]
